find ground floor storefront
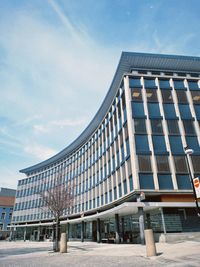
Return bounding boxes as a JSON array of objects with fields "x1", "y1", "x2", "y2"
[{"x1": 11, "y1": 201, "x2": 200, "y2": 243}]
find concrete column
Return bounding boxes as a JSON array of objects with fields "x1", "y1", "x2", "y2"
[
  {"x1": 138, "y1": 207, "x2": 145, "y2": 245},
  {"x1": 144, "y1": 229, "x2": 157, "y2": 257},
  {"x1": 67, "y1": 223, "x2": 70, "y2": 241},
  {"x1": 97, "y1": 219, "x2": 101, "y2": 243},
  {"x1": 121, "y1": 217, "x2": 125, "y2": 243},
  {"x1": 37, "y1": 226, "x2": 41, "y2": 241},
  {"x1": 60, "y1": 233, "x2": 67, "y2": 253},
  {"x1": 160, "y1": 208, "x2": 166, "y2": 234},
  {"x1": 81, "y1": 221, "x2": 84, "y2": 242},
  {"x1": 23, "y1": 227, "x2": 26, "y2": 242},
  {"x1": 115, "y1": 214, "x2": 120, "y2": 244}
]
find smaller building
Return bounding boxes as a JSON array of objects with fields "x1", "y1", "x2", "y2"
[{"x1": 0, "y1": 187, "x2": 16, "y2": 240}]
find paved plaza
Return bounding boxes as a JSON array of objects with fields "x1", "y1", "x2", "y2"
[{"x1": 0, "y1": 240, "x2": 200, "y2": 267}]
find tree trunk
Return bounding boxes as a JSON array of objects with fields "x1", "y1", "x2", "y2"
[{"x1": 54, "y1": 216, "x2": 60, "y2": 252}]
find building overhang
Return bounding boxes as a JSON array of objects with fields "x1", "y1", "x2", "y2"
[{"x1": 11, "y1": 201, "x2": 197, "y2": 228}]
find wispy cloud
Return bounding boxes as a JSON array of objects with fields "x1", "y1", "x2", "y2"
[
  {"x1": 33, "y1": 117, "x2": 87, "y2": 134},
  {"x1": 48, "y1": 0, "x2": 85, "y2": 42},
  {"x1": 24, "y1": 143, "x2": 57, "y2": 160}
]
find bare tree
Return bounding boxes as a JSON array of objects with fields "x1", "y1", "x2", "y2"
[{"x1": 40, "y1": 173, "x2": 74, "y2": 252}]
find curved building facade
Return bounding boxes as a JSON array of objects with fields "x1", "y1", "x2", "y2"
[{"x1": 11, "y1": 52, "x2": 200, "y2": 243}]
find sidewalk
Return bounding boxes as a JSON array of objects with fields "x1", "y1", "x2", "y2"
[{"x1": 0, "y1": 240, "x2": 200, "y2": 266}]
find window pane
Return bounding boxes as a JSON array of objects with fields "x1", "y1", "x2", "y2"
[
  {"x1": 139, "y1": 174, "x2": 154, "y2": 189},
  {"x1": 131, "y1": 88, "x2": 142, "y2": 101},
  {"x1": 176, "y1": 175, "x2": 191, "y2": 189},
  {"x1": 179, "y1": 104, "x2": 193, "y2": 120},
  {"x1": 156, "y1": 155, "x2": 170, "y2": 172},
  {"x1": 194, "y1": 105, "x2": 200, "y2": 120},
  {"x1": 132, "y1": 102, "x2": 145, "y2": 118},
  {"x1": 148, "y1": 103, "x2": 161, "y2": 118},
  {"x1": 123, "y1": 180, "x2": 127, "y2": 195},
  {"x1": 176, "y1": 91, "x2": 188, "y2": 103},
  {"x1": 152, "y1": 135, "x2": 167, "y2": 154},
  {"x1": 129, "y1": 175, "x2": 133, "y2": 191},
  {"x1": 135, "y1": 135, "x2": 150, "y2": 154},
  {"x1": 191, "y1": 156, "x2": 200, "y2": 173},
  {"x1": 144, "y1": 79, "x2": 157, "y2": 88},
  {"x1": 134, "y1": 119, "x2": 147, "y2": 133},
  {"x1": 167, "y1": 120, "x2": 180, "y2": 135},
  {"x1": 146, "y1": 89, "x2": 158, "y2": 102},
  {"x1": 158, "y1": 174, "x2": 173, "y2": 189},
  {"x1": 173, "y1": 80, "x2": 186, "y2": 90},
  {"x1": 161, "y1": 90, "x2": 173, "y2": 103},
  {"x1": 129, "y1": 78, "x2": 141, "y2": 88},
  {"x1": 159, "y1": 79, "x2": 171, "y2": 89},
  {"x1": 191, "y1": 91, "x2": 200, "y2": 104},
  {"x1": 163, "y1": 104, "x2": 177, "y2": 119},
  {"x1": 138, "y1": 155, "x2": 152, "y2": 172},
  {"x1": 151, "y1": 119, "x2": 163, "y2": 134},
  {"x1": 183, "y1": 120, "x2": 196, "y2": 135},
  {"x1": 173, "y1": 156, "x2": 188, "y2": 173},
  {"x1": 169, "y1": 136, "x2": 184, "y2": 154},
  {"x1": 186, "y1": 136, "x2": 200, "y2": 154},
  {"x1": 188, "y1": 81, "x2": 199, "y2": 90}
]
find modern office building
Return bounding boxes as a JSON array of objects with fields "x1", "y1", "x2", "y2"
[
  {"x1": 0, "y1": 187, "x2": 16, "y2": 239},
  {"x1": 11, "y1": 52, "x2": 200, "y2": 243}
]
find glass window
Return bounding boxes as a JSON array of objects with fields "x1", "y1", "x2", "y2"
[
  {"x1": 151, "y1": 119, "x2": 163, "y2": 134},
  {"x1": 138, "y1": 155, "x2": 152, "y2": 172},
  {"x1": 176, "y1": 91, "x2": 188, "y2": 103},
  {"x1": 183, "y1": 120, "x2": 196, "y2": 135},
  {"x1": 131, "y1": 88, "x2": 142, "y2": 101},
  {"x1": 144, "y1": 79, "x2": 157, "y2": 88},
  {"x1": 134, "y1": 119, "x2": 147, "y2": 133},
  {"x1": 191, "y1": 91, "x2": 200, "y2": 104},
  {"x1": 114, "y1": 187, "x2": 117, "y2": 200},
  {"x1": 163, "y1": 104, "x2": 177, "y2": 119},
  {"x1": 139, "y1": 174, "x2": 154, "y2": 189},
  {"x1": 156, "y1": 155, "x2": 170, "y2": 172},
  {"x1": 125, "y1": 139, "x2": 130, "y2": 157},
  {"x1": 191, "y1": 156, "x2": 200, "y2": 173},
  {"x1": 135, "y1": 135, "x2": 150, "y2": 154},
  {"x1": 179, "y1": 104, "x2": 193, "y2": 120},
  {"x1": 146, "y1": 89, "x2": 158, "y2": 102},
  {"x1": 123, "y1": 180, "x2": 127, "y2": 195},
  {"x1": 159, "y1": 79, "x2": 171, "y2": 89},
  {"x1": 148, "y1": 103, "x2": 161, "y2": 118},
  {"x1": 176, "y1": 175, "x2": 191, "y2": 189},
  {"x1": 185, "y1": 136, "x2": 200, "y2": 154},
  {"x1": 169, "y1": 136, "x2": 184, "y2": 154},
  {"x1": 194, "y1": 105, "x2": 200, "y2": 120},
  {"x1": 161, "y1": 90, "x2": 173, "y2": 103},
  {"x1": 173, "y1": 156, "x2": 188, "y2": 173},
  {"x1": 152, "y1": 135, "x2": 167, "y2": 154},
  {"x1": 158, "y1": 174, "x2": 173, "y2": 189},
  {"x1": 167, "y1": 120, "x2": 180, "y2": 135},
  {"x1": 118, "y1": 183, "x2": 122, "y2": 197},
  {"x1": 131, "y1": 102, "x2": 145, "y2": 118},
  {"x1": 188, "y1": 81, "x2": 199, "y2": 90},
  {"x1": 129, "y1": 78, "x2": 141, "y2": 88},
  {"x1": 173, "y1": 80, "x2": 186, "y2": 90},
  {"x1": 129, "y1": 175, "x2": 133, "y2": 191}
]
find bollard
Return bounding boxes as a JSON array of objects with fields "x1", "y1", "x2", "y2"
[
  {"x1": 144, "y1": 229, "x2": 157, "y2": 257},
  {"x1": 60, "y1": 233, "x2": 67, "y2": 253}
]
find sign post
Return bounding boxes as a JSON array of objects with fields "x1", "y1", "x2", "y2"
[
  {"x1": 193, "y1": 177, "x2": 200, "y2": 199},
  {"x1": 184, "y1": 147, "x2": 200, "y2": 217}
]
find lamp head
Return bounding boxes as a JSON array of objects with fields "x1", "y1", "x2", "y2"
[{"x1": 184, "y1": 148, "x2": 194, "y2": 155}]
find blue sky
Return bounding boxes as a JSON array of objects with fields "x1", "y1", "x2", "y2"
[{"x1": 0, "y1": 0, "x2": 200, "y2": 189}]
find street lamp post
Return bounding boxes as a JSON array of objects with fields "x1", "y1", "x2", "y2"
[{"x1": 184, "y1": 148, "x2": 200, "y2": 217}]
